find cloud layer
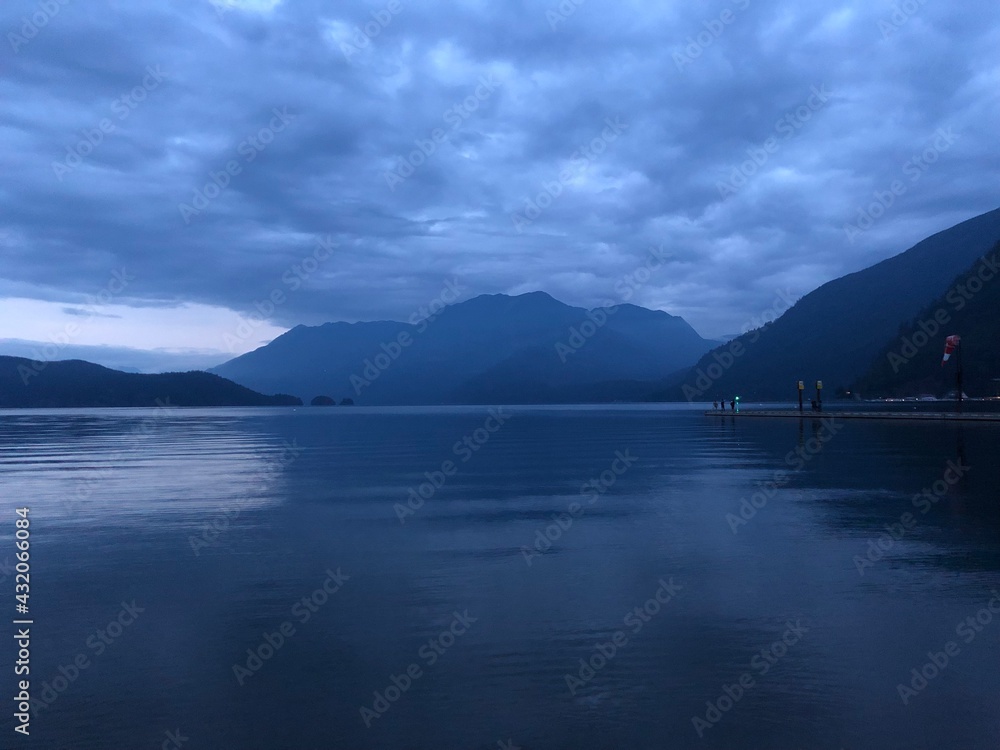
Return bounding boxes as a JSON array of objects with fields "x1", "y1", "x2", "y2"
[{"x1": 1, "y1": 0, "x2": 998, "y2": 365}]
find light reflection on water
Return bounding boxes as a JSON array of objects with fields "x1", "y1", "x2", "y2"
[{"x1": 0, "y1": 405, "x2": 998, "y2": 749}]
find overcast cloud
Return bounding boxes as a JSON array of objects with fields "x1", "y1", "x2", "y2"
[{"x1": 1, "y1": 0, "x2": 998, "y2": 369}]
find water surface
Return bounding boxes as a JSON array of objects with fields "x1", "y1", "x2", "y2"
[{"x1": 1, "y1": 405, "x2": 998, "y2": 749}]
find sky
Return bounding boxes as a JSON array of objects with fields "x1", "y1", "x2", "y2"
[{"x1": 1, "y1": 0, "x2": 998, "y2": 371}]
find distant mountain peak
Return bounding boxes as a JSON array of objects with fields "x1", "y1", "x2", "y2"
[
  {"x1": 450, "y1": 290, "x2": 562, "y2": 308},
  {"x1": 212, "y1": 290, "x2": 713, "y2": 404},
  {"x1": 606, "y1": 303, "x2": 682, "y2": 320}
]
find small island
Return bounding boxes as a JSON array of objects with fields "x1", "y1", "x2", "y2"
[{"x1": 311, "y1": 396, "x2": 356, "y2": 406}]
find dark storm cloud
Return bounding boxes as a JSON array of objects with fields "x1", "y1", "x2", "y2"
[{"x1": 1, "y1": 0, "x2": 997, "y2": 339}]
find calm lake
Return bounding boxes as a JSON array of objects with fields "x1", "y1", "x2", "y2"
[{"x1": 1, "y1": 405, "x2": 999, "y2": 749}]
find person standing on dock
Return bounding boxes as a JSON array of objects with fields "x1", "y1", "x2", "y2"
[
  {"x1": 713, "y1": 401, "x2": 718, "y2": 410},
  {"x1": 720, "y1": 400, "x2": 725, "y2": 411},
  {"x1": 730, "y1": 399, "x2": 736, "y2": 412}
]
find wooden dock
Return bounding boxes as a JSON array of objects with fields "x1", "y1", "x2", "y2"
[{"x1": 705, "y1": 409, "x2": 1000, "y2": 423}]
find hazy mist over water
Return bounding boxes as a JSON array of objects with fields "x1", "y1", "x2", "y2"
[{"x1": 2, "y1": 405, "x2": 999, "y2": 749}]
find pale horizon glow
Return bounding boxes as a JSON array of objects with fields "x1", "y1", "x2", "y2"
[{"x1": 0, "y1": 297, "x2": 288, "y2": 357}]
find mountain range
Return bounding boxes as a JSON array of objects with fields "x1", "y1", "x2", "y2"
[
  {"x1": 211, "y1": 292, "x2": 715, "y2": 405},
  {"x1": 5, "y1": 208, "x2": 999, "y2": 408},
  {"x1": 660, "y1": 208, "x2": 1000, "y2": 401},
  {"x1": 212, "y1": 208, "x2": 1000, "y2": 405}
]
